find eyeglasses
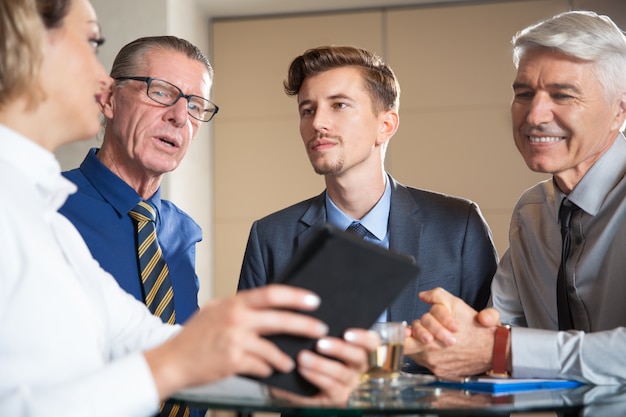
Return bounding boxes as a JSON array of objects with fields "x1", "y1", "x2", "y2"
[{"x1": 114, "y1": 76, "x2": 219, "y2": 123}]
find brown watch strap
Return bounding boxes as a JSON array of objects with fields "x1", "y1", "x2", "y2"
[{"x1": 490, "y1": 325, "x2": 511, "y2": 377}]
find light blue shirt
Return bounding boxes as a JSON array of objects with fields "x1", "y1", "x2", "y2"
[{"x1": 325, "y1": 177, "x2": 391, "y2": 321}]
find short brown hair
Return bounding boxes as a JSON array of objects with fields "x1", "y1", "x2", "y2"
[{"x1": 284, "y1": 45, "x2": 400, "y2": 113}]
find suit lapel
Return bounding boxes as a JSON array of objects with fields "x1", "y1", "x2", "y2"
[
  {"x1": 387, "y1": 176, "x2": 423, "y2": 322},
  {"x1": 296, "y1": 182, "x2": 423, "y2": 322},
  {"x1": 296, "y1": 191, "x2": 327, "y2": 248}
]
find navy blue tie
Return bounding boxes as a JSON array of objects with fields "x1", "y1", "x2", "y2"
[{"x1": 346, "y1": 221, "x2": 369, "y2": 238}]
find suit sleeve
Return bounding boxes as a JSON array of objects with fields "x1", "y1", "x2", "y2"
[
  {"x1": 460, "y1": 203, "x2": 498, "y2": 310},
  {"x1": 237, "y1": 221, "x2": 268, "y2": 291}
]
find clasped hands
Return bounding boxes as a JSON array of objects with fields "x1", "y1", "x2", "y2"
[{"x1": 403, "y1": 287, "x2": 501, "y2": 379}]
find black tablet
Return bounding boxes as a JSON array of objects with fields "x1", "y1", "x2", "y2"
[{"x1": 247, "y1": 223, "x2": 418, "y2": 396}]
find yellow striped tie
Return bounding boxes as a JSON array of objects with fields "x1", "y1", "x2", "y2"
[
  {"x1": 130, "y1": 201, "x2": 188, "y2": 417},
  {"x1": 129, "y1": 201, "x2": 176, "y2": 324}
]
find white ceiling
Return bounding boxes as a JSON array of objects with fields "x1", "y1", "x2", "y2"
[{"x1": 196, "y1": 0, "x2": 484, "y2": 19}]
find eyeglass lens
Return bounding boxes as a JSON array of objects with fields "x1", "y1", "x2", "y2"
[{"x1": 147, "y1": 79, "x2": 217, "y2": 122}]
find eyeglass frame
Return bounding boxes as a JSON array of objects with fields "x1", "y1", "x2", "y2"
[{"x1": 113, "y1": 76, "x2": 219, "y2": 123}]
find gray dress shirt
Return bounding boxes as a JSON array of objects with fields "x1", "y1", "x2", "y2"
[{"x1": 492, "y1": 133, "x2": 626, "y2": 384}]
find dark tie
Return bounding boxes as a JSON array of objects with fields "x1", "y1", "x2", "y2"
[
  {"x1": 130, "y1": 202, "x2": 188, "y2": 417},
  {"x1": 557, "y1": 200, "x2": 579, "y2": 331},
  {"x1": 346, "y1": 221, "x2": 369, "y2": 238}
]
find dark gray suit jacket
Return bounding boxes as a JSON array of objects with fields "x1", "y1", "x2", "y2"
[{"x1": 237, "y1": 175, "x2": 497, "y2": 372}]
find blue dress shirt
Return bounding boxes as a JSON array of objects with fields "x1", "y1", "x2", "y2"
[
  {"x1": 325, "y1": 178, "x2": 391, "y2": 248},
  {"x1": 326, "y1": 178, "x2": 392, "y2": 322},
  {"x1": 60, "y1": 148, "x2": 202, "y2": 324}
]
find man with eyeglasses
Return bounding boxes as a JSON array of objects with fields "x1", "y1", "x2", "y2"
[
  {"x1": 60, "y1": 35, "x2": 215, "y2": 339},
  {"x1": 55, "y1": 35, "x2": 378, "y2": 417}
]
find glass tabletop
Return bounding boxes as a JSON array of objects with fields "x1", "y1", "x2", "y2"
[{"x1": 172, "y1": 374, "x2": 626, "y2": 416}]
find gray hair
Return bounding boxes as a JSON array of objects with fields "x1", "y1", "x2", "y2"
[
  {"x1": 110, "y1": 35, "x2": 213, "y2": 81},
  {"x1": 512, "y1": 10, "x2": 626, "y2": 101}
]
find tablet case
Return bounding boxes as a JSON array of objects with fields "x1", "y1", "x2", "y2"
[{"x1": 246, "y1": 223, "x2": 419, "y2": 396}]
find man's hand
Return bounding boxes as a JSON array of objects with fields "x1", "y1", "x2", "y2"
[{"x1": 404, "y1": 287, "x2": 500, "y2": 379}]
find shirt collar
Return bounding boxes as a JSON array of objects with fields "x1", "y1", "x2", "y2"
[
  {"x1": 565, "y1": 133, "x2": 626, "y2": 216},
  {"x1": 0, "y1": 124, "x2": 76, "y2": 212},
  {"x1": 325, "y1": 176, "x2": 391, "y2": 241},
  {"x1": 78, "y1": 148, "x2": 162, "y2": 217}
]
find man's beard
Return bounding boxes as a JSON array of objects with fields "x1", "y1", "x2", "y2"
[
  {"x1": 307, "y1": 134, "x2": 343, "y2": 176},
  {"x1": 311, "y1": 157, "x2": 344, "y2": 176}
]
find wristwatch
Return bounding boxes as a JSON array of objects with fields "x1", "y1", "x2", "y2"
[{"x1": 488, "y1": 324, "x2": 511, "y2": 377}]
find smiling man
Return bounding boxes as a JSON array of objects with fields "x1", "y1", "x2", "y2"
[
  {"x1": 406, "y1": 11, "x2": 626, "y2": 384},
  {"x1": 237, "y1": 45, "x2": 498, "y2": 374},
  {"x1": 60, "y1": 36, "x2": 217, "y2": 326}
]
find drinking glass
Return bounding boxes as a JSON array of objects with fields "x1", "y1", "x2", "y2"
[{"x1": 362, "y1": 322, "x2": 405, "y2": 385}]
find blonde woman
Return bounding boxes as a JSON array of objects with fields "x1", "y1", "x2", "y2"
[{"x1": 0, "y1": 1, "x2": 376, "y2": 415}]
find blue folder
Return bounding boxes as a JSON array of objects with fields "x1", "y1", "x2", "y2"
[{"x1": 431, "y1": 377, "x2": 583, "y2": 394}]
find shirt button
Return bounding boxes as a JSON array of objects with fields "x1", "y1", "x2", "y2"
[{"x1": 567, "y1": 285, "x2": 576, "y2": 294}]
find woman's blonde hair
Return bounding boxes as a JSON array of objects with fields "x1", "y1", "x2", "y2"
[
  {"x1": 0, "y1": 0, "x2": 46, "y2": 109},
  {"x1": 0, "y1": 0, "x2": 73, "y2": 110}
]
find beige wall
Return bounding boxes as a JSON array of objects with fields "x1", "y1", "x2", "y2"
[
  {"x1": 212, "y1": 0, "x2": 626, "y2": 299},
  {"x1": 55, "y1": 0, "x2": 626, "y2": 305},
  {"x1": 212, "y1": 0, "x2": 563, "y2": 299}
]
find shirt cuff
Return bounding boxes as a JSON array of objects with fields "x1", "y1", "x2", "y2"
[{"x1": 510, "y1": 327, "x2": 560, "y2": 379}]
